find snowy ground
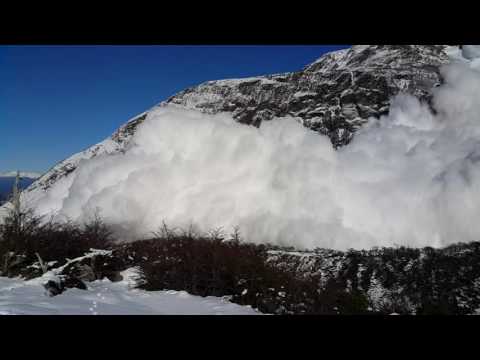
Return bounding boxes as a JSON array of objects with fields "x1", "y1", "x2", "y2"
[{"x1": 0, "y1": 269, "x2": 262, "y2": 315}]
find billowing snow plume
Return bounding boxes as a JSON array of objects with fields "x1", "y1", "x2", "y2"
[
  {"x1": 462, "y1": 45, "x2": 480, "y2": 60},
  {"x1": 23, "y1": 60, "x2": 480, "y2": 250}
]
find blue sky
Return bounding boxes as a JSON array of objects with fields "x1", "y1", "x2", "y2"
[{"x1": 0, "y1": 45, "x2": 349, "y2": 173}]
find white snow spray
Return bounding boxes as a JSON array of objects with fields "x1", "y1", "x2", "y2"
[{"x1": 29, "y1": 60, "x2": 480, "y2": 250}]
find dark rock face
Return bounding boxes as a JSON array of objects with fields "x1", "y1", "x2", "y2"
[
  {"x1": 111, "y1": 113, "x2": 148, "y2": 146},
  {"x1": 165, "y1": 45, "x2": 452, "y2": 148}
]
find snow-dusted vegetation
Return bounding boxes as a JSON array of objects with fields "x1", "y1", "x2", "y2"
[{"x1": 2, "y1": 205, "x2": 480, "y2": 315}]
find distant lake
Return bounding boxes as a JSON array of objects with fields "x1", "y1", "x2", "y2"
[{"x1": 0, "y1": 177, "x2": 36, "y2": 204}]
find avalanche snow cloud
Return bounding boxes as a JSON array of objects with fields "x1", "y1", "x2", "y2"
[{"x1": 28, "y1": 61, "x2": 480, "y2": 250}]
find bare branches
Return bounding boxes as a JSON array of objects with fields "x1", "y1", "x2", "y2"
[{"x1": 229, "y1": 225, "x2": 242, "y2": 244}]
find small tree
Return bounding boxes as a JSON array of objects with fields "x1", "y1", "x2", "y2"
[
  {"x1": 0, "y1": 171, "x2": 45, "y2": 274},
  {"x1": 229, "y1": 226, "x2": 242, "y2": 244},
  {"x1": 12, "y1": 171, "x2": 21, "y2": 225},
  {"x1": 1, "y1": 171, "x2": 24, "y2": 245}
]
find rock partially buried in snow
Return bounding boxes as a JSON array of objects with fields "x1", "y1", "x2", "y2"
[
  {"x1": 44, "y1": 277, "x2": 87, "y2": 297},
  {"x1": 41, "y1": 249, "x2": 127, "y2": 296}
]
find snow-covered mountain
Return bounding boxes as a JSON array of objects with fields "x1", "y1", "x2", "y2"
[
  {"x1": 0, "y1": 171, "x2": 41, "y2": 179},
  {"x1": 17, "y1": 46, "x2": 461, "y2": 201},
  {"x1": 5, "y1": 44, "x2": 480, "y2": 230},
  {"x1": 167, "y1": 45, "x2": 454, "y2": 146}
]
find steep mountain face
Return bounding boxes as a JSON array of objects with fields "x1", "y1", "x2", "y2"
[
  {"x1": 167, "y1": 45, "x2": 452, "y2": 147},
  {"x1": 14, "y1": 45, "x2": 459, "y2": 204}
]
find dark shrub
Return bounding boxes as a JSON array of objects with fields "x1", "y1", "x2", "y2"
[
  {"x1": 120, "y1": 227, "x2": 370, "y2": 315},
  {"x1": 0, "y1": 207, "x2": 114, "y2": 277}
]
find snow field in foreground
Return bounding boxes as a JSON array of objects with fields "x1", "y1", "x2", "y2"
[{"x1": 0, "y1": 269, "x2": 261, "y2": 315}]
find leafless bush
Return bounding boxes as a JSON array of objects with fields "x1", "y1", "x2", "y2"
[
  {"x1": 0, "y1": 205, "x2": 114, "y2": 277},
  {"x1": 123, "y1": 226, "x2": 369, "y2": 314}
]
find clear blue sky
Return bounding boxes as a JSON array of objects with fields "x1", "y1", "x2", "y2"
[{"x1": 0, "y1": 45, "x2": 349, "y2": 174}]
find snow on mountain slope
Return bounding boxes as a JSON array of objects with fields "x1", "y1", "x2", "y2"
[
  {"x1": 0, "y1": 269, "x2": 261, "y2": 315},
  {"x1": 0, "y1": 112, "x2": 151, "y2": 217},
  {"x1": 12, "y1": 46, "x2": 457, "y2": 211}
]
